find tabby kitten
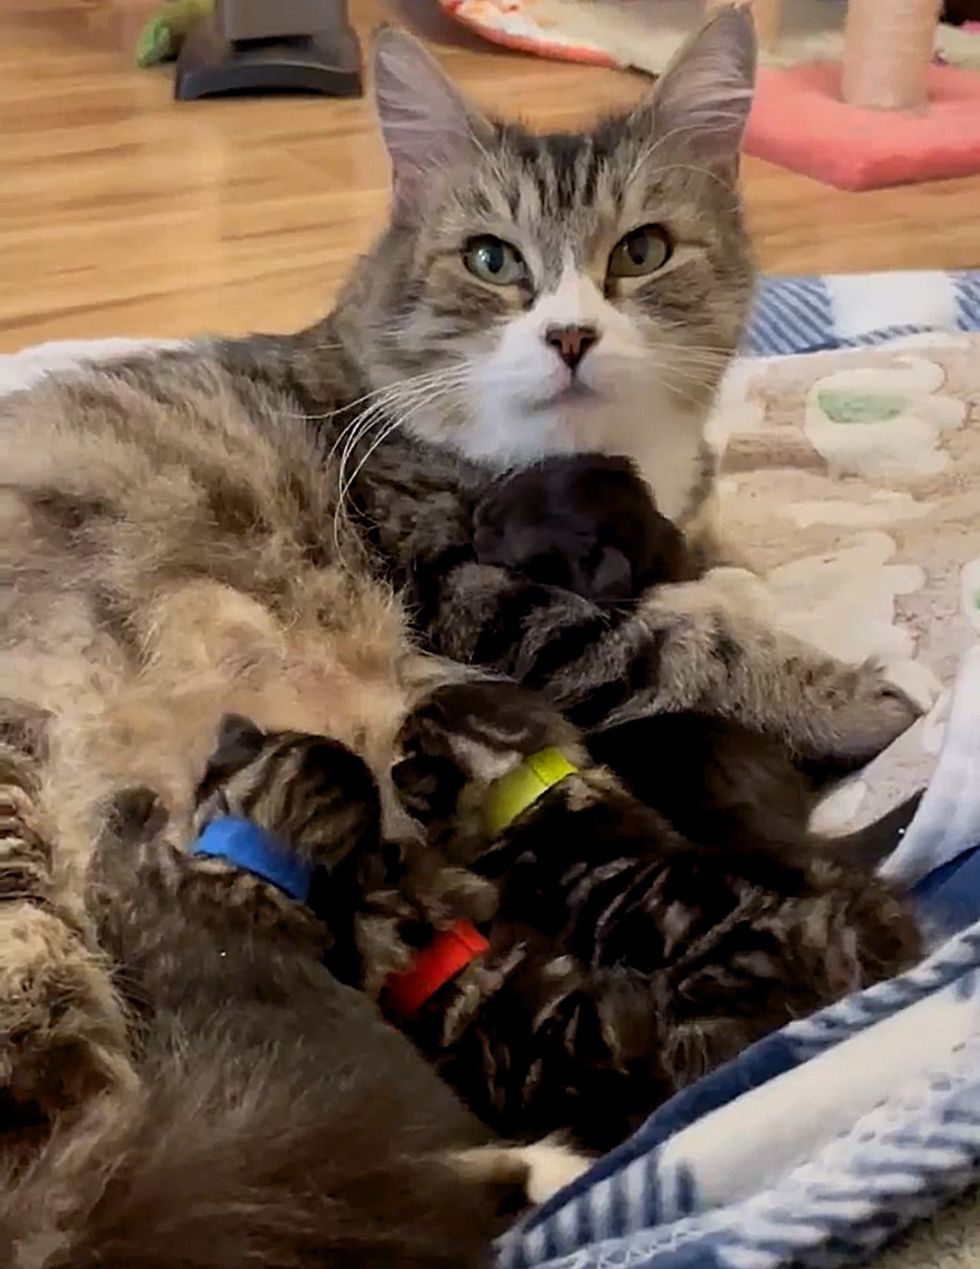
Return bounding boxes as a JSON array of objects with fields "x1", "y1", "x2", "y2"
[
  {"x1": 0, "y1": 721, "x2": 586, "y2": 1269},
  {"x1": 178, "y1": 700, "x2": 919, "y2": 1155},
  {"x1": 391, "y1": 682, "x2": 920, "y2": 1150},
  {"x1": 0, "y1": 11, "x2": 929, "y2": 1156}
]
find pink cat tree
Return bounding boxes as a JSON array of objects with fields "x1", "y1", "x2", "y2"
[
  {"x1": 718, "y1": 0, "x2": 980, "y2": 188},
  {"x1": 438, "y1": 0, "x2": 980, "y2": 189},
  {"x1": 709, "y1": 0, "x2": 941, "y2": 109}
]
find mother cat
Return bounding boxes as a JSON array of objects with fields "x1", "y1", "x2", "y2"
[{"x1": 0, "y1": 10, "x2": 924, "y2": 1134}]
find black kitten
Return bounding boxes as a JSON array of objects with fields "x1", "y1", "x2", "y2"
[
  {"x1": 473, "y1": 454, "x2": 693, "y2": 605},
  {"x1": 473, "y1": 454, "x2": 920, "y2": 863}
]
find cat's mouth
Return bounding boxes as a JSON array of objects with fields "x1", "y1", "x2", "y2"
[{"x1": 530, "y1": 379, "x2": 599, "y2": 412}]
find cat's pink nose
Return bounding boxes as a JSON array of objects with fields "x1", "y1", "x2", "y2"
[{"x1": 544, "y1": 324, "x2": 600, "y2": 371}]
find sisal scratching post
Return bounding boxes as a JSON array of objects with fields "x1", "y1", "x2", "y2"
[{"x1": 841, "y1": 0, "x2": 943, "y2": 109}]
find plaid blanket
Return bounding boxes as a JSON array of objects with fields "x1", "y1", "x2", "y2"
[{"x1": 744, "y1": 270, "x2": 980, "y2": 356}]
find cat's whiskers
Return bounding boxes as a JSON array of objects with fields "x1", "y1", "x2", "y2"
[
  {"x1": 280, "y1": 366, "x2": 461, "y2": 428},
  {"x1": 329, "y1": 369, "x2": 471, "y2": 565},
  {"x1": 335, "y1": 367, "x2": 469, "y2": 482},
  {"x1": 338, "y1": 374, "x2": 470, "y2": 505},
  {"x1": 658, "y1": 374, "x2": 715, "y2": 414},
  {"x1": 326, "y1": 369, "x2": 466, "y2": 467}
]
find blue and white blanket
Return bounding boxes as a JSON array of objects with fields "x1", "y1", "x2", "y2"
[
  {"x1": 504, "y1": 647, "x2": 980, "y2": 1269},
  {"x1": 744, "y1": 269, "x2": 980, "y2": 357}
]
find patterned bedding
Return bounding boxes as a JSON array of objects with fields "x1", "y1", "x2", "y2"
[{"x1": 712, "y1": 329, "x2": 980, "y2": 843}]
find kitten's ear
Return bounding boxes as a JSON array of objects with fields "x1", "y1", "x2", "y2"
[
  {"x1": 639, "y1": 5, "x2": 756, "y2": 173},
  {"x1": 372, "y1": 27, "x2": 492, "y2": 219},
  {"x1": 211, "y1": 714, "x2": 266, "y2": 770}
]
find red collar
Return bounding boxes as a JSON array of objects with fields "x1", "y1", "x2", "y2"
[{"x1": 382, "y1": 920, "x2": 490, "y2": 1022}]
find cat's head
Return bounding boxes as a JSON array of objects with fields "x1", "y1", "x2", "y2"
[{"x1": 337, "y1": 10, "x2": 756, "y2": 518}]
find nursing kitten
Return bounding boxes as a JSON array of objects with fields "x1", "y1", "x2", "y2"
[
  {"x1": 392, "y1": 682, "x2": 920, "y2": 1149},
  {"x1": 472, "y1": 455, "x2": 922, "y2": 861},
  {"x1": 473, "y1": 454, "x2": 695, "y2": 605},
  {"x1": 0, "y1": 11, "x2": 929, "y2": 1158},
  {"x1": 170, "y1": 704, "x2": 919, "y2": 1155},
  {"x1": 0, "y1": 725, "x2": 584, "y2": 1269}
]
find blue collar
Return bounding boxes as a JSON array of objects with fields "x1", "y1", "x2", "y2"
[{"x1": 191, "y1": 817, "x2": 314, "y2": 903}]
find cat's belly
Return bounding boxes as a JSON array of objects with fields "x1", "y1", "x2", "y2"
[{"x1": 3, "y1": 573, "x2": 418, "y2": 892}]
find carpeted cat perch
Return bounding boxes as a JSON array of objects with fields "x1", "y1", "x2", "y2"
[{"x1": 441, "y1": 0, "x2": 980, "y2": 190}]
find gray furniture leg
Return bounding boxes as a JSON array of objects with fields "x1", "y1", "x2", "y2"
[{"x1": 175, "y1": 0, "x2": 362, "y2": 100}]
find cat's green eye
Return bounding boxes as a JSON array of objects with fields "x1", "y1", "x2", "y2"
[
  {"x1": 607, "y1": 225, "x2": 672, "y2": 279},
  {"x1": 463, "y1": 236, "x2": 526, "y2": 287}
]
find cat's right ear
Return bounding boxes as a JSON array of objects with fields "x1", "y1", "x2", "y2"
[
  {"x1": 634, "y1": 4, "x2": 757, "y2": 176},
  {"x1": 372, "y1": 27, "x2": 492, "y2": 221}
]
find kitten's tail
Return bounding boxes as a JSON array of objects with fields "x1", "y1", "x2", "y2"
[{"x1": 1, "y1": 1029, "x2": 499, "y2": 1269}]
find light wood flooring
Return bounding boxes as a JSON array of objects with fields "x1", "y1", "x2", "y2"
[{"x1": 2, "y1": 0, "x2": 979, "y2": 352}]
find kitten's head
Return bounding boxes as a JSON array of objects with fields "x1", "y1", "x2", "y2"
[
  {"x1": 473, "y1": 455, "x2": 688, "y2": 603},
  {"x1": 339, "y1": 10, "x2": 756, "y2": 516},
  {"x1": 193, "y1": 715, "x2": 381, "y2": 856}
]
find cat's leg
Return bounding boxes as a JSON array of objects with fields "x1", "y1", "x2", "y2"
[
  {"x1": 417, "y1": 559, "x2": 929, "y2": 767},
  {"x1": 0, "y1": 705, "x2": 136, "y2": 1161}
]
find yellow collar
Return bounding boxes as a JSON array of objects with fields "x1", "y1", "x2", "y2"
[{"x1": 484, "y1": 747, "x2": 578, "y2": 837}]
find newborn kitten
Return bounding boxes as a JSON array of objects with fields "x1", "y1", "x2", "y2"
[
  {"x1": 151, "y1": 698, "x2": 919, "y2": 1156},
  {"x1": 471, "y1": 454, "x2": 920, "y2": 864},
  {"x1": 391, "y1": 681, "x2": 920, "y2": 1150},
  {"x1": 473, "y1": 455, "x2": 694, "y2": 605},
  {"x1": 0, "y1": 721, "x2": 584, "y2": 1268}
]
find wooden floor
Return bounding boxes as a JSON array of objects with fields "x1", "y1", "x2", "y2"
[{"x1": 3, "y1": 0, "x2": 980, "y2": 352}]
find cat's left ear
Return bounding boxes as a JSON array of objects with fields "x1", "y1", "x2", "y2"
[
  {"x1": 634, "y1": 5, "x2": 756, "y2": 175},
  {"x1": 372, "y1": 27, "x2": 494, "y2": 221}
]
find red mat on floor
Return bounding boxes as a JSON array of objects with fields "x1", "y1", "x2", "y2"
[{"x1": 745, "y1": 62, "x2": 980, "y2": 191}]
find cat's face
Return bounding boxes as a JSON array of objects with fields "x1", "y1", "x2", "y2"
[{"x1": 343, "y1": 13, "x2": 756, "y2": 519}]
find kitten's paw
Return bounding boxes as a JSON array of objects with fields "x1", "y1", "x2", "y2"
[
  {"x1": 823, "y1": 658, "x2": 937, "y2": 766},
  {"x1": 517, "y1": 1137, "x2": 593, "y2": 1205},
  {"x1": 455, "y1": 1138, "x2": 592, "y2": 1208}
]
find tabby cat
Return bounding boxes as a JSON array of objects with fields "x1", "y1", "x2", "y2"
[
  {"x1": 0, "y1": 10, "x2": 928, "y2": 1154},
  {"x1": 157, "y1": 698, "x2": 918, "y2": 1155}
]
